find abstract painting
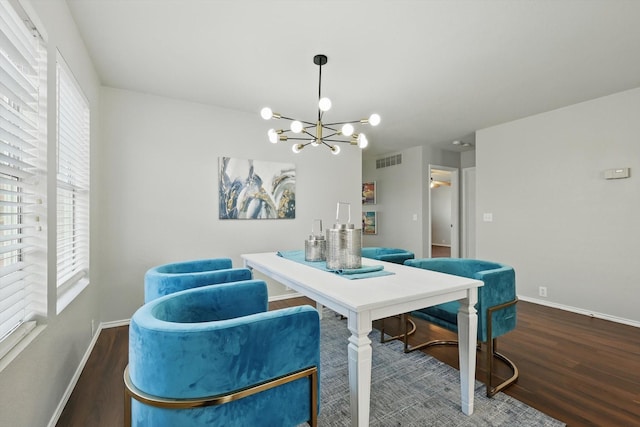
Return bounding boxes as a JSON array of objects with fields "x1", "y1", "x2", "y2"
[{"x1": 218, "y1": 157, "x2": 296, "y2": 219}]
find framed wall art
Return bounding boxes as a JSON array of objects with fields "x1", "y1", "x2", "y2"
[
  {"x1": 218, "y1": 157, "x2": 296, "y2": 219},
  {"x1": 362, "y1": 181, "x2": 376, "y2": 205},
  {"x1": 362, "y1": 211, "x2": 377, "y2": 235}
]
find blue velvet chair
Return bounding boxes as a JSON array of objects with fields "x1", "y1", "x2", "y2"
[
  {"x1": 361, "y1": 247, "x2": 415, "y2": 265},
  {"x1": 125, "y1": 279, "x2": 321, "y2": 427},
  {"x1": 402, "y1": 258, "x2": 518, "y2": 397},
  {"x1": 144, "y1": 258, "x2": 252, "y2": 303},
  {"x1": 361, "y1": 247, "x2": 416, "y2": 343}
]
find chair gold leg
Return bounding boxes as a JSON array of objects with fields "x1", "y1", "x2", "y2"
[
  {"x1": 404, "y1": 336, "x2": 518, "y2": 397},
  {"x1": 403, "y1": 298, "x2": 520, "y2": 397},
  {"x1": 123, "y1": 364, "x2": 319, "y2": 425},
  {"x1": 380, "y1": 313, "x2": 417, "y2": 344},
  {"x1": 124, "y1": 383, "x2": 132, "y2": 427},
  {"x1": 485, "y1": 338, "x2": 519, "y2": 397},
  {"x1": 404, "y1": 337, "x2": 459, "y2": 353},
  {"x1": 485, "y1": 299, "x2": 519, "y2": 397},
  {"x1": 402, "y1": 315, "x2": 456, "y2": 353},
  {"x1": 309, "y1": 369, "x2": 318, "y2": 427}
]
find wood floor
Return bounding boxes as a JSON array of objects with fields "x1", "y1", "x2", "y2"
[
  {"x1": 57, "y1": 299, "x2": 640, "y2": 427},
  {"x1": 431, "y1": 244, "x2": 451, "y2": 258}
]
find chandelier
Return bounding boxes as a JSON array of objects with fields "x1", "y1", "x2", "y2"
[{"x1": 260, "y1": 54, "x2": 380, "y2": 155}]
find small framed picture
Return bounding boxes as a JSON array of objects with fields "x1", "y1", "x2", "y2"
[
  {"x1": 362, "y1": 181, "x2": 376, "y2": 205},
  {"x1": 363, "y1": 211, "x2": 377, "y2": 235}
]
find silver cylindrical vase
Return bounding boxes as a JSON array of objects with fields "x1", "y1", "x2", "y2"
[
  {"x1": 305, "y1": 219, "x2": 326, "y2": 262},
  {"x1": 326, "y1": 202, "x2": 361, "y2": 270}
]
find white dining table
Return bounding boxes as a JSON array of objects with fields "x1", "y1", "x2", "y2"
[{"x1": 242, "y1": 252, "x2": 482, "y2": 427}]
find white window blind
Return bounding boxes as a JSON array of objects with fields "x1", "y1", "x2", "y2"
[
  {"x1": 0, "y1": 0, "x2": 47, "y2": 349},
  {"x1": 56, "y1": 56, "x2": 89, "y2": 300}
]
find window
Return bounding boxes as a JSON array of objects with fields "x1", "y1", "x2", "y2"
[
  {"x1": 0, "y1": 0, "x2": 47, "y2": 362},
  {"x1": 56, "y1": 55, "x2": 90, "y2": 312}
]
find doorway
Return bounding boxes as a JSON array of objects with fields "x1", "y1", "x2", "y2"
[{"x1": 428, "y1": 165, "x2": 459, "y2": 258}]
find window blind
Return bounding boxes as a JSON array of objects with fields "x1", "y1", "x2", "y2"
[
  {"x1": 0, "y1": 0, "x2": 46, "y2": 345},
  {"x1": 56, "y1": 57, "x2": 89, "y2": 295}
]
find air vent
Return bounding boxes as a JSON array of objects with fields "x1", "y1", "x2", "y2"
[{"x1": 376, "y1": 154, "x2": 402, "y2": 169}]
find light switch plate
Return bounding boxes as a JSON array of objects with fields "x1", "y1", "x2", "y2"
[{"x1": 604, "y1": 167, "x2": 630, "y2": 179}]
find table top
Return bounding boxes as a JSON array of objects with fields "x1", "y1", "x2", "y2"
[{"x1": 242, "y1": 252, "x2": 483, "y2": 319}]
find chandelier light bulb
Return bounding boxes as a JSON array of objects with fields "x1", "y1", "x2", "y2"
[
  {"x1": 369, "y1": 113, "x2": 381, "y2": 126},
  {"x1": 330, "y1": 145, "x2": 341, "y2": 155},
  {"x1": 341, "y1": 123, "x2": 354, "y2": 137},
  {"x1": 357, "y1": 134, "x2": 369, "y2": 149},
  {"x1": 292, "y1": 143, "x2": 303, "y2": 154},
  {"x1": 291, "y1": 120, "x2": 303, "y2": 133},
  {"x1": 268, "y1": 129, "x2": 278, "y2": 144},
  {"x1": 318, "y1": 97, "x2": 332, "y2": 112},
  {"x1": 311, "y1": 139, "x2": 320, "y2": 147},
  {"x1": 261, "y1": 107, "x2": 273, "y2": 120}
]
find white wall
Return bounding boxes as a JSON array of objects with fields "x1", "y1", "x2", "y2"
[
  {"x1": 362, "y1": 146, "x2": 460, "y2": 257},
  {"x1": 98, "y1": 88, "x2": 362, "y2": 321},
  {"x1": 362, "y1": 146, "x2": 425, "y2": 256},
  {"x1": 476, "y1": 87, "x2": 640, "y2": 324},
  {"x1": 461, "y1": 167, "x2": 477, "y2": 258},
  {"x1": 0, "y1": 1, "x2": 102, "y2": 426},
  {"x1": 461, "y1": 149, "x2": 476, "y2": 169}
]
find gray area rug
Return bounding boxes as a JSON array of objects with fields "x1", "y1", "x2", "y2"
[{"x1": 306, "y1": 309, "x2": 565, "y2": 427}]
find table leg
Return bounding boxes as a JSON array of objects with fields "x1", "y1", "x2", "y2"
[
  {"x1": 347, "y1": 312, "x2": 372, "y2": 427},
  {"x1": 457, "y1": 287, "x2": 478, "y2": 415},
  {"x1": 316, "y1": 302, "x2": 324, "y2": 319}
]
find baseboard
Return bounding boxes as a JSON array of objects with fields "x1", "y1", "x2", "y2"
[
  {"x1": 48, "y1": 317, "x2": 132, "y2": 426},
  {"x1": 518, "y1": 295, "x2": 640, "y2": 328},
  {"x1": 47, "y1": 321, "x2": 105, "y2": 427},
  {"x1": 102, "y1": 318, "x2": 130, "y2": 328}
]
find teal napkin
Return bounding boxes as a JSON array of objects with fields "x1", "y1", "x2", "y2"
[{"x1": 277, "y1": 250, "x2": 394, "y2": 280}]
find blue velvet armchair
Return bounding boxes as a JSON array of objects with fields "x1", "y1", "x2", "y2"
[
  {"x1": 403, "y1": 258, "x2": 518, "y2": 397},
  {"x1": 125, "y1": 279, "x2": 321, "y2": 427},
  {"x1": 144, "y1": 258, "x2": 252, "y2": 303},
  {"x1": 361, "y1": 247, "x2": 415, "y2": 265}
]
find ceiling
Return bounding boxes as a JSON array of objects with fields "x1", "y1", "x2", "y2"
[{"x1": 65, "y1": 0, "x2": 640, "y2": 156}]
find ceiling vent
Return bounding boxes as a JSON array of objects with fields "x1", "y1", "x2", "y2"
[{"x1": 376, "y1": 154, "x2": 402, "y2": 169}]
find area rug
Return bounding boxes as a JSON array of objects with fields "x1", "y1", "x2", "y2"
[{"x1": 304, "y1": 309, "x2": 565, "y2": 427}]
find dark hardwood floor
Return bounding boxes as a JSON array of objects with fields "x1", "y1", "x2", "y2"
[
  {"x1": 57, "y1": 299, "x2": 640, "y2": 427},
  {"x1": 431, "y1": 245, "x2": 451, "y2": 258}
]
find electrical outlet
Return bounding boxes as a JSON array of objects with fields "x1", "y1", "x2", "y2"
[{"x1": 538, "y1": 286, "x2": 547, "y2": 298}]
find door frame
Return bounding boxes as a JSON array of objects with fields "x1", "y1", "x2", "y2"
[
  {"x1": 428, "y1": 164, "x2": 459, "y2": 258},
  {"x1": 461, "y1": 167, "x2": 476, "y2": 258}
]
